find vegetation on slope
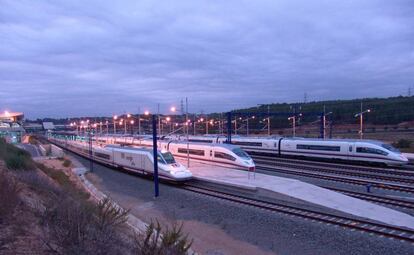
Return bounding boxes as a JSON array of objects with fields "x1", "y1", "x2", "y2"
[{"x1": 0, "y1": 141, "x2": 193, "y2": 254}]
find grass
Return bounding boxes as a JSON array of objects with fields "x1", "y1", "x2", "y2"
[
  {"x1": 35, "y1": 162, "x2": 89, "y2": 201},
  {"x1": 0, "y1": 171, "x2": 21, "y2": 223},
  {"x1": 0, "y1": 138, "x2": 34, "y2": 170}
]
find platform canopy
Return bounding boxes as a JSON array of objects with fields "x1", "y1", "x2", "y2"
[{"x1": 0, "y1": 111, "x2": 24, "y2": 123}]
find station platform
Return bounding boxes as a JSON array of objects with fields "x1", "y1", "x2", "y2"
[{"x1": 178, "y1": 159, "x2": 414, "y2": 230}]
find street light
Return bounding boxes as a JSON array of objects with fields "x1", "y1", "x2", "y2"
[
  {"x1": 130, "y1": 120, "x2": 135, "y2": 134},
  {"x1": 258, "y1": 104, "x2": 271, "y2": 136},
  {"x1": 355, "y1": 103, "x2": 371, "y2": 139},
  {"x1": 323, "y1": 112, "x2": 332, "y2": 139},
  {"x1": 113, "y1": 115, "x2": 118, "y2": 134},
  {"x1": 288, "y1": 113, "x2": 302, "y2": 137},
  {"x1": 124, "y1": 114, "x2": 131, "y2": 134},
  {"x1": 168, "y1": 101, "x2": 190, "y2": 166}
]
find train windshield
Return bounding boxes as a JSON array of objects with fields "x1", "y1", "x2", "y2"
[
  {"x1": 160, "y1": 151, "x2": 176, "y2": 164},
  {"x1": 232, "y1": 148, "x2": 251, "y2": 159},
  {"x1": 381, "y1": 144, "x2": 401, "y2": 154}
]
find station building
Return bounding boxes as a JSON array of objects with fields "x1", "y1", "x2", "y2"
[{"x1": 0, "y1": 111, "x2": 25, "y2": 143}]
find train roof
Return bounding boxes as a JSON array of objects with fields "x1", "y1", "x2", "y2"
[
  {"x1": 282, "y1": 137, "x2": 385, "y2": 145},
  {"x1": 105, "y1": 144, "x2": 154, "y2": 153},
  {"x1": 168, "y1": 140, "x2": 239, "y2": 149}
]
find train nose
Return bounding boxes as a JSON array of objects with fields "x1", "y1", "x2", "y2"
[{"x1": 399, "y1": 155, "x2": 409, "y2": 163}]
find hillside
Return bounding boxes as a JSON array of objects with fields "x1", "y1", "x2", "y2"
[{"x1": 228, "y1": 95, "x2": 414, "y2": 129}]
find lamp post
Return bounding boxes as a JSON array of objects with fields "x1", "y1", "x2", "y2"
[
  {"x1": 288, "y1": 114, "x2": 302, "y2": 137},
  {"x1": 143, "y1": 110, "x2": 150, "y2": 134},
  {"x1": 151, "y1": 114, "x2": 159, "y2": 197},
  {"x1": 323, "y1": 112, "x2": 332, "y2": 139},
  {"x1": 138, "y1": 107, "x2": 141, "y2": 135},
  {"x1": 130, "y1": 120, "x2": 134, "y2": 134},
  {"x1": 267, "y1": 105, "x2": 270, "y2": 136},
  {"x1": 234, "y1": 117, "x2": 237, "y2": 135},
  {"x1": 124, "y1": 114, "x2": 131, "y2": 135},
  {"x1": 205, "y1": 117, "x2": 209, "y2": 134},
  {"x1": 288, "y1": 116, "x2": 296, "y2": 137},
  {"x1": 113, "y1": 115, "x2": 118, "y2": 134},
  {"x1": 165, "y1": 116, "x2": 171, "y2": 133},
  {"x1": 257, "y1": 104, "x2": 271, "y2": 136},
  {"x1": 80, "y1": 120, "x2": 84, "y2": 134},
  {"x1": 170, "y1": 102, "x2": 189, "y2": 167},
  {"x1": 354, "y1": 102, "x2": 371, "y2": 139}
]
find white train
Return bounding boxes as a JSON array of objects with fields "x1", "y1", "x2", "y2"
[
  {"x1": 48, "y1": 135, "x2": 192, "y2": 181},
  {"x1": 168, "y1": 135, "x2": 409, "y2": 166},
  {"x1": 91, "y1": 136, "x2": 256, "y2": 171}
]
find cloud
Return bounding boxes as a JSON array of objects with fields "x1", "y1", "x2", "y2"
[{"x1": 0, "y1": 0, "x2": 413, "y2": 118}]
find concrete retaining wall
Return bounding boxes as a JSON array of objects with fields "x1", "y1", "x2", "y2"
[{"x1": 38, "y1": 144, "x2": 64, "y2": 157}]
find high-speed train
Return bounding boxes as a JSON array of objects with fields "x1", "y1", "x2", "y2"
[
  {"x1": 167, "y1": 135, "x2": 409, "y2": 166},
  {"x1": 91, "y1": 136, "x2": 256, "y2": 171},
  {"x1": 48, "y1": 135, "x2": 192, "y2": 181}
]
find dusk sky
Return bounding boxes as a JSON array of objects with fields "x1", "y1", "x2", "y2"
[{"x1": 1, "y1": 0, "x2": 413, "y2": 118}]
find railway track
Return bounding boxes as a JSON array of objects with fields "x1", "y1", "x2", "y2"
[
  {"x1": 256, "y1": 164, "x2": 414, "y2": 194},
  {"x1": 252, "y1": 155, "x2": 414, "y2": 176},
  {"x1": 182, "y1": 184, "x2": 414, "y2": 243},
  {"x1": 323, "y1": 187, "x2": 414, "y2": 210},
  {"x1": 254, "y1": 158, "x2": 414, "y2": 185}
]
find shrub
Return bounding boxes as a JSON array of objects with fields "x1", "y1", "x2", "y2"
[
  {"x1": 36, "y1": 163, "x2": 71, "y2": 188},
  {"x1": 133, "y1": 220, "x2": 193, "y2": 255},
  {"x1": 393, "y1": 139, "x2": 412, "y2": 149},
  {"x1": 0, "y1": 139, "x2": 34, "y2": 170},
  {"x1": 41, "y1": 196, "x2": 129, "y2": 254},
  {"x1": 17, "y1": 171, "x2": 61, "y2": 197},
  {"x1": 35, "y1": 162, "x2": 90, "y2": 201},
  {"x1": 28, "y1": 136, "x2": 38, "y2": 145},
  {"x1": 0, "y1": 171, "x2": 20, "y2": 223},
  {"x1": 62, "y1": 159, "x2": 71, "y2": 168}
]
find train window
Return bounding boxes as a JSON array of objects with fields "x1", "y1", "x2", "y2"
[
  {"x1": 188, "y1": 139, "x2": 213, "y2": 143},
  {"x1": 349, "y1": 146, "x2": 352, "y2": 152},
  {"x1": 381, "y1": 144, "x2": 401, "y2": 153},
  {"x1": 121, "y1": 153, "x2": 125, "y2": 159},
  {"x1": 232, "y1": 141, "x2": 263, "y2": 147},
  {"x1": 297, "y1": 144, "x2": 341, "y2": 151},
  {"x1": 177, "y1": 148, "x2": 205, "y2": 156},
  {"x1": 214, "y1": 152, "x2": 236, "y2": 161},
  {"x1": 94, "y1": 152, "x2": 110, "y2": 160},
  {"x1": 356, "y1": 147, "x2": 388, "y2": 156},
  {"x1": 157, "y1": 153, "x2": 166, "y2": 164},
  {"x1": 161, "y1": 151, "x2": 176, "y2": 164},
  {"x1": 232, "y1": 148, "x2": 251, "y2": 159}
]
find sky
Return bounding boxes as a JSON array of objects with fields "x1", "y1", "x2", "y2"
[{"x1": 1, "y1": 0, "x2": 413, "y2": 118}]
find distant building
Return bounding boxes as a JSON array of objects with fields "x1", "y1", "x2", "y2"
[
  {"x1": 23, "y1": 123, "x2": 44, "y2": 132},
  {"x1": 0, "y1": 111, "x2": 25, "y2": 143},
  {"x1": 43, "y1": 122, "x2": 55, "y2": 130}
]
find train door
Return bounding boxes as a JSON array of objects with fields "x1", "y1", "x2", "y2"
[{"x1": 347, "y1": 142, "x2": 355, "y2": 160}]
